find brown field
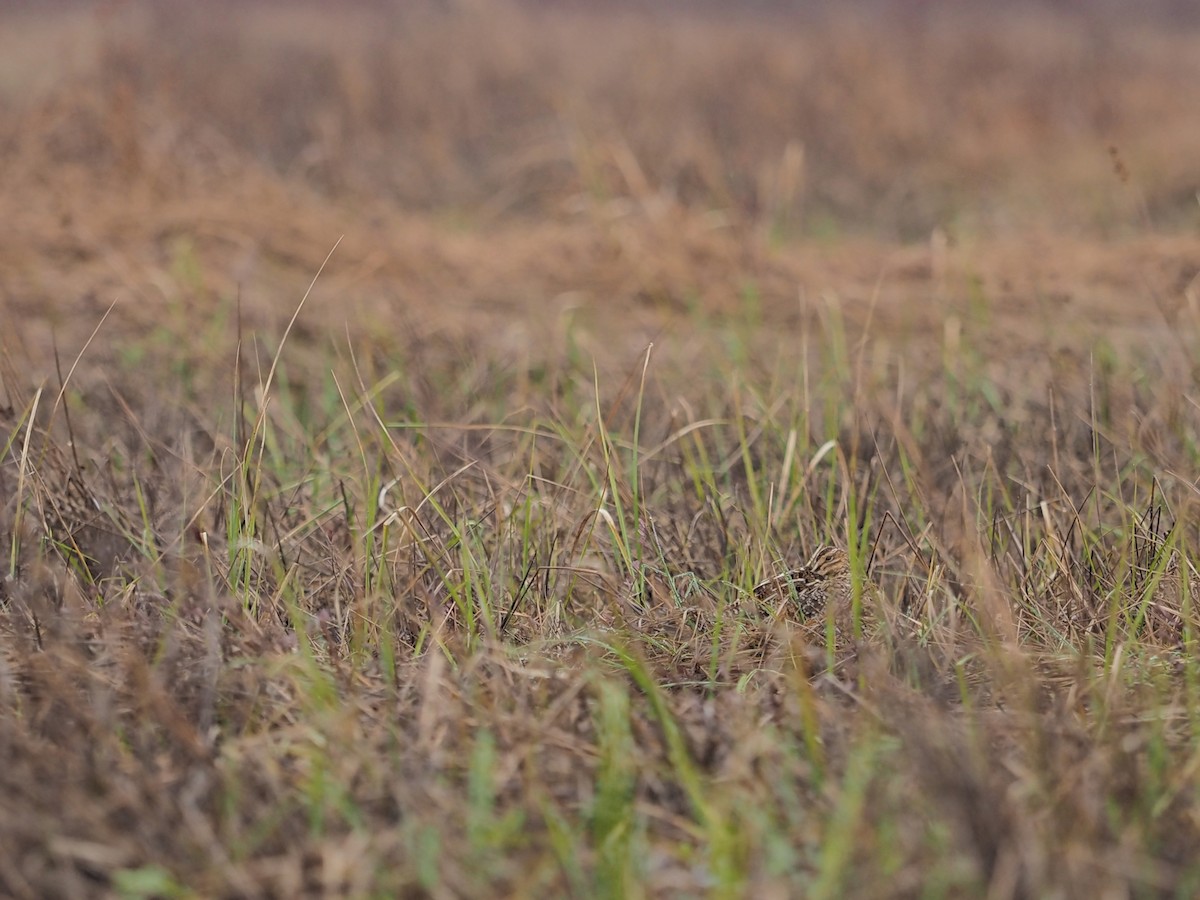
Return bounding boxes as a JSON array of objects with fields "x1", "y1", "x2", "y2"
[{"x1": 3, "y1": 2, "x2": 1200, "y2": 897}]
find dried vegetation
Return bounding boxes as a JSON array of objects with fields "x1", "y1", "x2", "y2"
[{"x1": 2, "y1": 2, "x2": 1200, "y2": 897}]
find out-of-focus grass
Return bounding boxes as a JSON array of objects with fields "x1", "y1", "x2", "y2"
[
  {"x1": 3, "y1": 2, "x2": 1200, "y2": 897},
  {"x1": 6, "y1": 254, "x2": 1200, "y2": 894},
  {"x1": 3, "y1": 1, "x2": 1200, "y2": 237}
]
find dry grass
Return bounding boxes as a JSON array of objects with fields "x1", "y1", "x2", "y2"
[{"x1": 3, "y1": 2, "x2": 1200, "y2": 897}]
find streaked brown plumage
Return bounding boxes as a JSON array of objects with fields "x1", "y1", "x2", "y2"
[
  {"x1": 755, "y1": 546, "x2": 851, "y2": 616},
  {"x1": 754, "y1": 546, "x2": 877, "y2": 637}
]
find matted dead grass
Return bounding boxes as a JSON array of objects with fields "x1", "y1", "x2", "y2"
[{"x1": 3, "y1": 2, "x2": 1200, "y2": 897}]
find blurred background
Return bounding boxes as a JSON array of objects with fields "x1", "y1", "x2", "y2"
[
  {"x1": 1, "y1": 0, "x2": 1197, "y2": 242},
  {"x1": 1, "y1": 0, "x2": 1198, "y2": 390}
]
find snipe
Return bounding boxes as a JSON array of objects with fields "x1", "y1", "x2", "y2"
[{"x1": 754, "y1": 545, "x2": 878, "y2": 636}]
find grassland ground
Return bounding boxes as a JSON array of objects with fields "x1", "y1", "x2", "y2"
[{"x1": 3, "y1": 3, "x2": 1200, "y2": 897}]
